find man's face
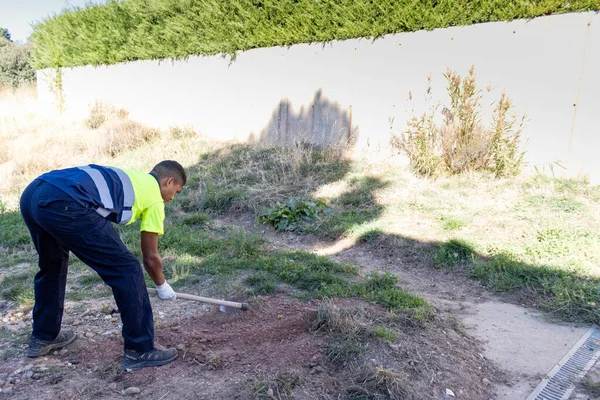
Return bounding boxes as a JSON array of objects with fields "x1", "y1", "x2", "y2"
[{"x1": 160, "y1": 177, "x2": 183, "y2": 203}]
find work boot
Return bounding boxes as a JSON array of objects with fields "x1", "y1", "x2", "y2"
[
  {"x1": 27, "y1": 330, "x2": 77, "y2": 357},
  {"x1": 121, "y1": 347, "x2": 178, "y2": 371}
]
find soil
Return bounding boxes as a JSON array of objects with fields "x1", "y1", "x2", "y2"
[{"x1": 0, "y1": 295, "x2": 500, "y2": 400}]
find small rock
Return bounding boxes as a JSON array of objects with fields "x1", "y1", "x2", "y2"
[
  {"x1": 15, "y1": 379, "x2": 21, "y2": 384},
  {"x1": 53, "y1": 351, "x2": 59, "y2": 356},
  {"x1": 2, "y1": 387, "x2": 12, "y2": 394},
  {"x1": 123, "y1": 386, "x2": 141, "y2": 396},
  {"x1": 23, "y1": 364, "x2": 33, "y2": 371},
  {"x1": 176, "y1": 344, "x2": 185, "y2": 351},
  {"x1": 108, "y1": 382, "x2": 117, "y2": 391},
  {"x1": 370, "y1": 359, "x2": 379, "y2": 367},
  {"x1": 446, "y1": 388, "x2": 455, "y2": 397},
  {"x1": 104, "y1": 315, "x2": 112, "y2": 320},
  {"x1": 266, "y1": 387, "x2": 274, "y2": 397},
  {"x1": 482, "y1": 378, "x2": 491, "y2": 385},
  {"x1": 38, "y1": 367, "x2": 49, "y2": 372},
  {"x1": 85, "y1": 332, "x2": 95, "y2": 338},
  {"x1": 31, "y1": 374, "x2": 41, "y2": 380},
  {"x1": 23, "y1": 371, "x2": 34, "y2": 379},
  {"x1": 59, "y1": 349, "x2": 68, "y2": 356},
  {"x1": 73, "y1": 321, "x2": 81, "y2": 326},
  {"x1": 13, "y1": 369, "x2": 21, "y2": 375}
]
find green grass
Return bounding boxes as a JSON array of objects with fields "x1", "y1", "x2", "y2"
[
  {"x1": 435, "y1": 238, "x2": 476, "y2": 267},
  {"x1": 1, "y1": 270, "x2": 36, "y2": 305},
  {"x1": 31, "y1": 0, "x2": 600, "y2": 69},
  {"x1": 438, "y1": 215, "x2": 467, "y2": 231},
  {"x1": 371, "y1": 326, "x2": 398, "y2": 342}
]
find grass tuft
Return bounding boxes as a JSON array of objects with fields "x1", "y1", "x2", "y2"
[
  {"x1": 435, "y1": 238, "x2": 476, "y2": 267},
  {"x1": 327, "y1": 334, "x2": 361, "y2": 366}
]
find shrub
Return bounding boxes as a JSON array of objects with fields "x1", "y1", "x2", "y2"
[
  {"x1": 393, "y1": 66, "x2": 525, "y2": 178},
  {"x1": 0, "y1": 38, "x2": 35, "y2": 88},
  {"x1": 30, "y1": 1, "x2": 599, "y2": 69}
]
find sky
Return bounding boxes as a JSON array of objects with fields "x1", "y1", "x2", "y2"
[{"x1": 0, "y1": 0, "x2": 106, "y2": 43}]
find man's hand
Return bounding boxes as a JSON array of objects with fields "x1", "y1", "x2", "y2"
[{"x1": 156, "y1": 281, "x2": 177, "y2": 300}]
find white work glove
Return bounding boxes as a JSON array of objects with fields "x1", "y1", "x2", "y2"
[{"x1": 156, "y1": 281, "x2": 177, "y2": 300}]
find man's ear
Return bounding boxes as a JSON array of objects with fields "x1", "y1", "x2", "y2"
[{"x1": 167, "y1": 177, "x2": 175, "y2": 186}]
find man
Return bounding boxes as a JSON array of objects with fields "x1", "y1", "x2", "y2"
[{"x1": 19, "y1": 160, "x2": 186, "y2": 371}]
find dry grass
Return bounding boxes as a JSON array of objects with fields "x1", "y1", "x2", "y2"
[
  {"x1": 346, "y1": 363, "x2": 414, "y2": 400},
  {"x1": 0, "y1": 88, "x2": 199, "y2": 207},
  {"x1": 309, "y1": 299, "x2": 369, "y2": 336}
]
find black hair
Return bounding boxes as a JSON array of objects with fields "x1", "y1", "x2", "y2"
[{"x1": 151, "y1": 160, "x2": 187, "y2": 185}]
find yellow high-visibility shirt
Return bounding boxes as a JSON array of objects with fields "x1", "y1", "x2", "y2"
[{"x1": 123, "y1": 169, "x2": 165, "y2": 235}]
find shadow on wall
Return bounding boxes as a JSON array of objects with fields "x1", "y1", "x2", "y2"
[{"x1": 249, "y1": 89, "x2": 359, "y2": 147}]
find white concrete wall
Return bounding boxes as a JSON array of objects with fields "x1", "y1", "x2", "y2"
[{"x1": 37, "y1": 12, "x2": 600, "y2": 182}]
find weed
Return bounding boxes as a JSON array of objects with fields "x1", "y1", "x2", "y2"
[
  {"x1": 1, "y1": 270, "x2": 35, "y2": 305},
  {"x1": 394, "y1": 66, "x2": 525, "y2": 177},
  {"x1": 364, "y1": 272, "x2": 430, "y2": 312},
  {"x1": 252, "y1": 370, "x2": 299, "y2": 400},
  {"x1": 260, "y1": 198, "x2": 330, "y2": 232},
  {"x1": 84, "y1": 101, "x2": 128, "y2": 129},
  {"x1": 310, "y1": 300, "x2": 367, "y2": 335},
  {"x1": 346, "y1": 363, "x2": 414, "y2": 400},
  {"x1": 393, "y1": 104, "x2": 441, "y2": 177},
  {"x1": 471, "y1": 251, "x2": 600, "y2": 323},
  {"x1": 371, "y1": 326, "x2": 398, "y2": 342},
  {"x1": 327, "y1": 334, "x2": 361, "y2": 365},
  {"x1": 245, "y1": 272, "x2": 278, "y2": 295},
  {"x1": 181, "y1": 212, "x2": 210, "y2": 226},
  {"x1": 490, "y1": 91, "x2": 525, "y2": 177},
  {"x1": 435, "y1": 238, "x2": 476, "y2": 267},
  {"x1": 169, "y1": 125, "x2": 197, "y2": 139},
  {"x1": 438, "y1": 215, "x2": 466, "y2": 231},
  {"x1": 200, "y1": 186, "x2": 245, "y2": 212}
]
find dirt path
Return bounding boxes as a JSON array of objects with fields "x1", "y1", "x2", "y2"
[{"x1": 220, "y1": 214, "x2": 593, "y2": 399}]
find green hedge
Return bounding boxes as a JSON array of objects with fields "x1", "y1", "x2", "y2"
[{"x1": 31, "y1": 0, "x2": 599, "y2": 69}]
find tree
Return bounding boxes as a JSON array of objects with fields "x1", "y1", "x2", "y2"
[{"x1": 0, "y1": 28, "x2": 10, "y2": 42}]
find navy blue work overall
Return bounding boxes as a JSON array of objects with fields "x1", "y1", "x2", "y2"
[{"x1": 19, "y1": 170, "x2": 154, "y2": 353}]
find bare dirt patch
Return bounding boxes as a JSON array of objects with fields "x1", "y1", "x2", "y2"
[{"x1": 1, "y1": 294, "x2": 500, "y2": 399}]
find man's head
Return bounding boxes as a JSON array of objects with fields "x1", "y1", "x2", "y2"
[{"x1": 151, "y1": 160, "x2": 187, "y2": 203}]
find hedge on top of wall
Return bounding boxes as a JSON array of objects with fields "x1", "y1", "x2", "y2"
[{"x1": 30, "y1": 0, "x2": 599, "y2": 69}]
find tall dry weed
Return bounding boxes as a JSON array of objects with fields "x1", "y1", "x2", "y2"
[{"x1": 393, "y1": 66, "x2": 525, "y2": 178}]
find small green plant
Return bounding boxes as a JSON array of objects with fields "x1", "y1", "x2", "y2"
[
  {"x1": 260, "y1": 198, "x2": 330, "y2": 232},
  {"x1": 364, "y1": 272, "x2": 430, "y2": 312},
  {"x1": 435, "y1": 238, "x2": 476, "y2": 267},
  {"x1": 438, "y1": 215, "x2": 466, "y2": 231},
  {"x1": 371, "y1": 326, "x2": 398, "y2": 342}
]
